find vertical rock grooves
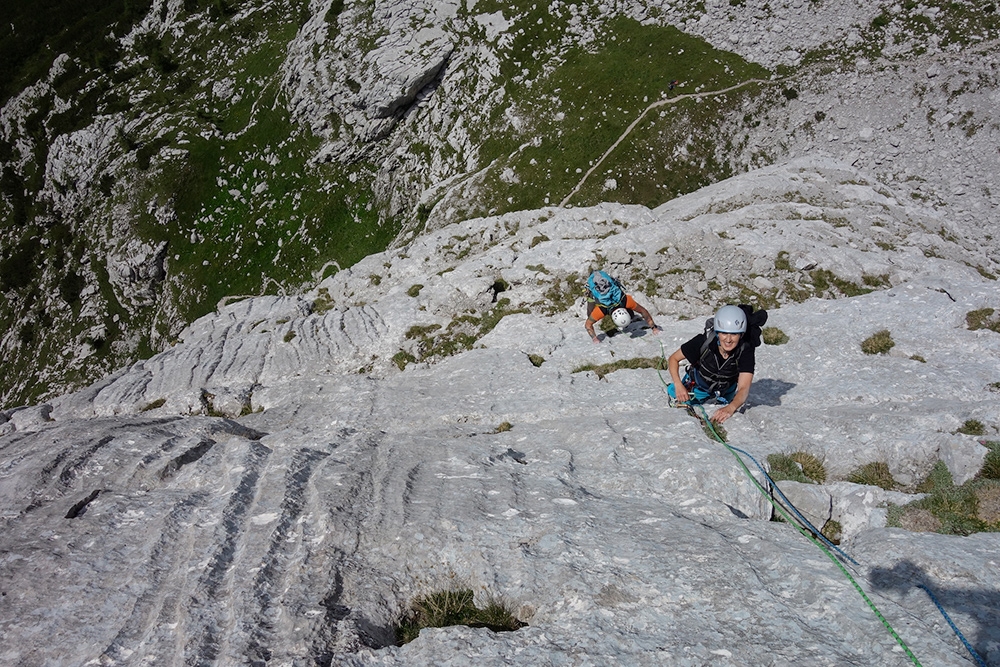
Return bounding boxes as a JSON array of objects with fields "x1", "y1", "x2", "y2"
[{"x1": 187, "y1": 440, "x2": 272, "y2": 665}]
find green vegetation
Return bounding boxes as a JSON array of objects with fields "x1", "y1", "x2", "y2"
[
  {"x1": 762, "y1": 327, "x2": 789, "y2": 345},
  {"x1": 392, "y1": 298, "x2": 528, "y2": 370},
  {"x1": 452, "y1": 14, "x2": 772, "y2": 218},
  {"x1": 821, "y1": 519, "x2": 842, "y2": 544},
  {"x1": 848, "y1": 461, "x2": 896, "y2": 490},
  {"x1": 957, "y1": 419, "x2": 986, "y2": 436},
  {"x1": 889, "y1": 455, "x2": 1000, "y2": 535},
  {"x1": 861, "y1": 329, "x2": 895, "y2": 355},
  {"x1": 572, "y1": 356, "x2": 667, "y2": 380},
  {"x1": 528, "y1": 354, "x2": 545, "y2": 367},
  {"x1": 407, "y1": 284, "x2": 424, "y2": 297},
  {"x1": 494, "y1": 421, "x2": 513, "y2": 433},
  {"x1": 395, "y1": 588, "x2": 524, "y2": 645},
  {"x1": 966, "y1": 308, "x2": 1000, "y2": 333},
  {"x1": 767, "y1": 452, "x2": 826, "y2": 484},
  {"x1": 139, "y1": 397, "x2": 167, "y2": 412}
]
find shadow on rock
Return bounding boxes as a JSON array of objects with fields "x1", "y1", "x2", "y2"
[
  {"x1": 870, "y1": 560, "x2": 999, "y2": 665},
  {"x1": 749, "y1": 378, "x2": 796, "y2": 407}
]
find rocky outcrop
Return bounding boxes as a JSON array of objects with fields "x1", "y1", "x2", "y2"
[{"x1": 3, "y1": 157, "x2": 998, "y2": 664}]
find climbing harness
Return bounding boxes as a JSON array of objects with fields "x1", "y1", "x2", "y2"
[{"x1": 649, "y1": 339, "x2": 985, "y2": 665}]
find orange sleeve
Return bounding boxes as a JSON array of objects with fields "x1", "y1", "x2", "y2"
[{"x1": 624, "y1": 295, "x2": 639, "y2": 310}]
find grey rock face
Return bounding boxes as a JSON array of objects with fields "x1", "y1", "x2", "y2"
[{"x1": 3, "y1": 158, "x2": 1000, "y2": 665}]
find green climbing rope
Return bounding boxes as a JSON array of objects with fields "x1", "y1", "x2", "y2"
[{"x1": 690, "y1": 403, "x2": 923, "y2": 667}]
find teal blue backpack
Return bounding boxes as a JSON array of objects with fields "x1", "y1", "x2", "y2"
[{"x1": 587, "y1": 270, "x2": 625, "y2": 308}]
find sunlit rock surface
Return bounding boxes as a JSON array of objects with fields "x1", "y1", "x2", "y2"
[{"x1": 2, "y1": 157, "x2": 1000, "y2": 665}]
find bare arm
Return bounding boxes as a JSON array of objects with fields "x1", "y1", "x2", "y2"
[
  {"x1": 631, "y1": 303, "x2": 661, "y2": 332},
  {"x1": 585, "y1": 317, "x2": 600, "y2": 343},
  {"x1": 711, "y1": 372, "x2": 753, "y2": 424},
  {"x1": 667, "y1": 348, "x2": 689, "y2": 403}
]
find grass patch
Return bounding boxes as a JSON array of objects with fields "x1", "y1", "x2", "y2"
[
  {"x1": 767, "y1": 452, "x2": 826, "y2": 484},
  {"x1": 957, "y1": 419, "x2": 985, "y2": 436},
  {"x1": 572, "y1": 356, "x2": 666, "y2": 380},
  {"x1": 966, "y1": 308, "x2": 1000, "y2": 333},
  {"x1": 847, "y1": 461, "x2": 896, "y2": 490},
  {"x1": 453, "y1": 14, "x2": 772, "y2": 218},
  {"x1": 861, "y1": 329, "x2": 894, "y2": 355},
  {"x1": 395, "y1": 298, "x2": 528, "y2": 368},
  {"x1": 979, "y1": 441, "x2": 1000, "y2": 480},
  {"x1": 140, "y1": 397, "x2": 167, "y2": 412},
  {"x1": 407, "y1": 284, "x2": 423, "y2": 297},
  {"x1": 528, "y1": 354, "x2": 545, "y2": 367},
  {"x1": 821, "y1": 519, "x2": 842, "y2": 544},
  {"x1": 767, "y1": 453, "x2": 812, "y2": 484},
  {"x1": 762, "y1": 327, "x2": 789, "y2": 345},
  {"x1": 494, "y1": 421, "x2": 513, "y2": 433},
  {"x1": 395, "y1": 588, "x2": 524, "y2": 645},
  {"x1": 889, "y1": 456, "x2": 1000, "y2": 535}
]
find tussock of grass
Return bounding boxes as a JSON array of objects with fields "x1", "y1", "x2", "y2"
[
  {"x1": 980, "y1": 441, "x2": 1000, "y2": 480},
  {"x1": 527, "y1": 354, "x2": 545, "y2": 367},
  {"x1": 767, "y1": 452, "x2": 826, "y2": 484},
  {"x1": 572, "y1": 356, "x2": 666, "y2": 380},
  {"x1": 861, "y1": 329, "x2": 894, "y2": 355},
  {"x1": 395, "y1": 589, "x2": 524, "y2": 646},
  {"x1": 767, "y1": 453, "x2": 812, "y2": 484},
  {"x1": 762, "y1": 327, "x2": 789, "y2": 345},
  {"x1": 494, "y1": 421, "x2": 513, "y2": 433},
  {"x1": 957, "y1": 419, "x2": 985, "y2": 436},
  {"x1": 848, "y1": 461, "x2": 896, "y2": 490}
]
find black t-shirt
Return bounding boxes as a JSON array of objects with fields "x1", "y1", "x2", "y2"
[{"x1": 681, "y1": 333, "x2": 756, "y2": 380}]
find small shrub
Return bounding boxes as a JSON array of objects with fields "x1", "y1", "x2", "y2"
[
  {"x1": 958, "y1": 419, "x2": 986, "y2": 436},
  {"x1": 283, "y1": 330, "x2": 296, "y2": 343},
  {"x1": 395, "y1": 589, "x2": 524, "y2": 645},
  {"x1": 407, "y1": 284, "x2": 423, "y2": 297},
  {"x1": 762, "y1": 327, "x2": 789, "y2": 345},
  {"x1": 861, "y1": 329, "x2": 894, "y2": 355},
  {"x1": 495, "y1": 421, "x2": 513, "y2": 433},
  {"x1": 529, "y1": 234, "x2": 550, "y2": 248},
  {"x1": 848, "y1": 461, "x2": 896, "y2": 490},
  {"x1": 370, "y1": 274, "x2": 382, "y2": 286},
  {"x1": 528, "y1": 354, "x2": 545, "y2": 367},
  {"x1": 313, "y1": 288, "x2": 335, "y2": 314},
  {"x1": 915, "y1": 460, "x2": 954, "y2": 494},
  {"x1": 910, "y1": 355, "x2": 926, "y2": 363}
]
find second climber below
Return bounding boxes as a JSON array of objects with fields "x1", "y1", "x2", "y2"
[
  {"x1": 584, "y1": 270, "x2": 662, "y2": 343},
  {"x1": 666, "y1": 304, "x2": 765, "y2": 424}
]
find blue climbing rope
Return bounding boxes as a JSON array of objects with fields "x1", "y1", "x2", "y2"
[
  {"x1": 688, "y1": 404, "x2": 923, "y2": 667},
  {"x1": 652, "y1": 339, "x2": 981, "y2": 665},
  {"x1": 916, "y1": 584, "x2": 988, "y2": 667}
]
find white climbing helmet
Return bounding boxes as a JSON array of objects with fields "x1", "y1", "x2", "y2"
[
  {"x1": 713, "y1": 305, "x2": 747, "y2": 334},
  {"x1": 611, "y1": 307, "x2": 632, "y2": 329}
]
